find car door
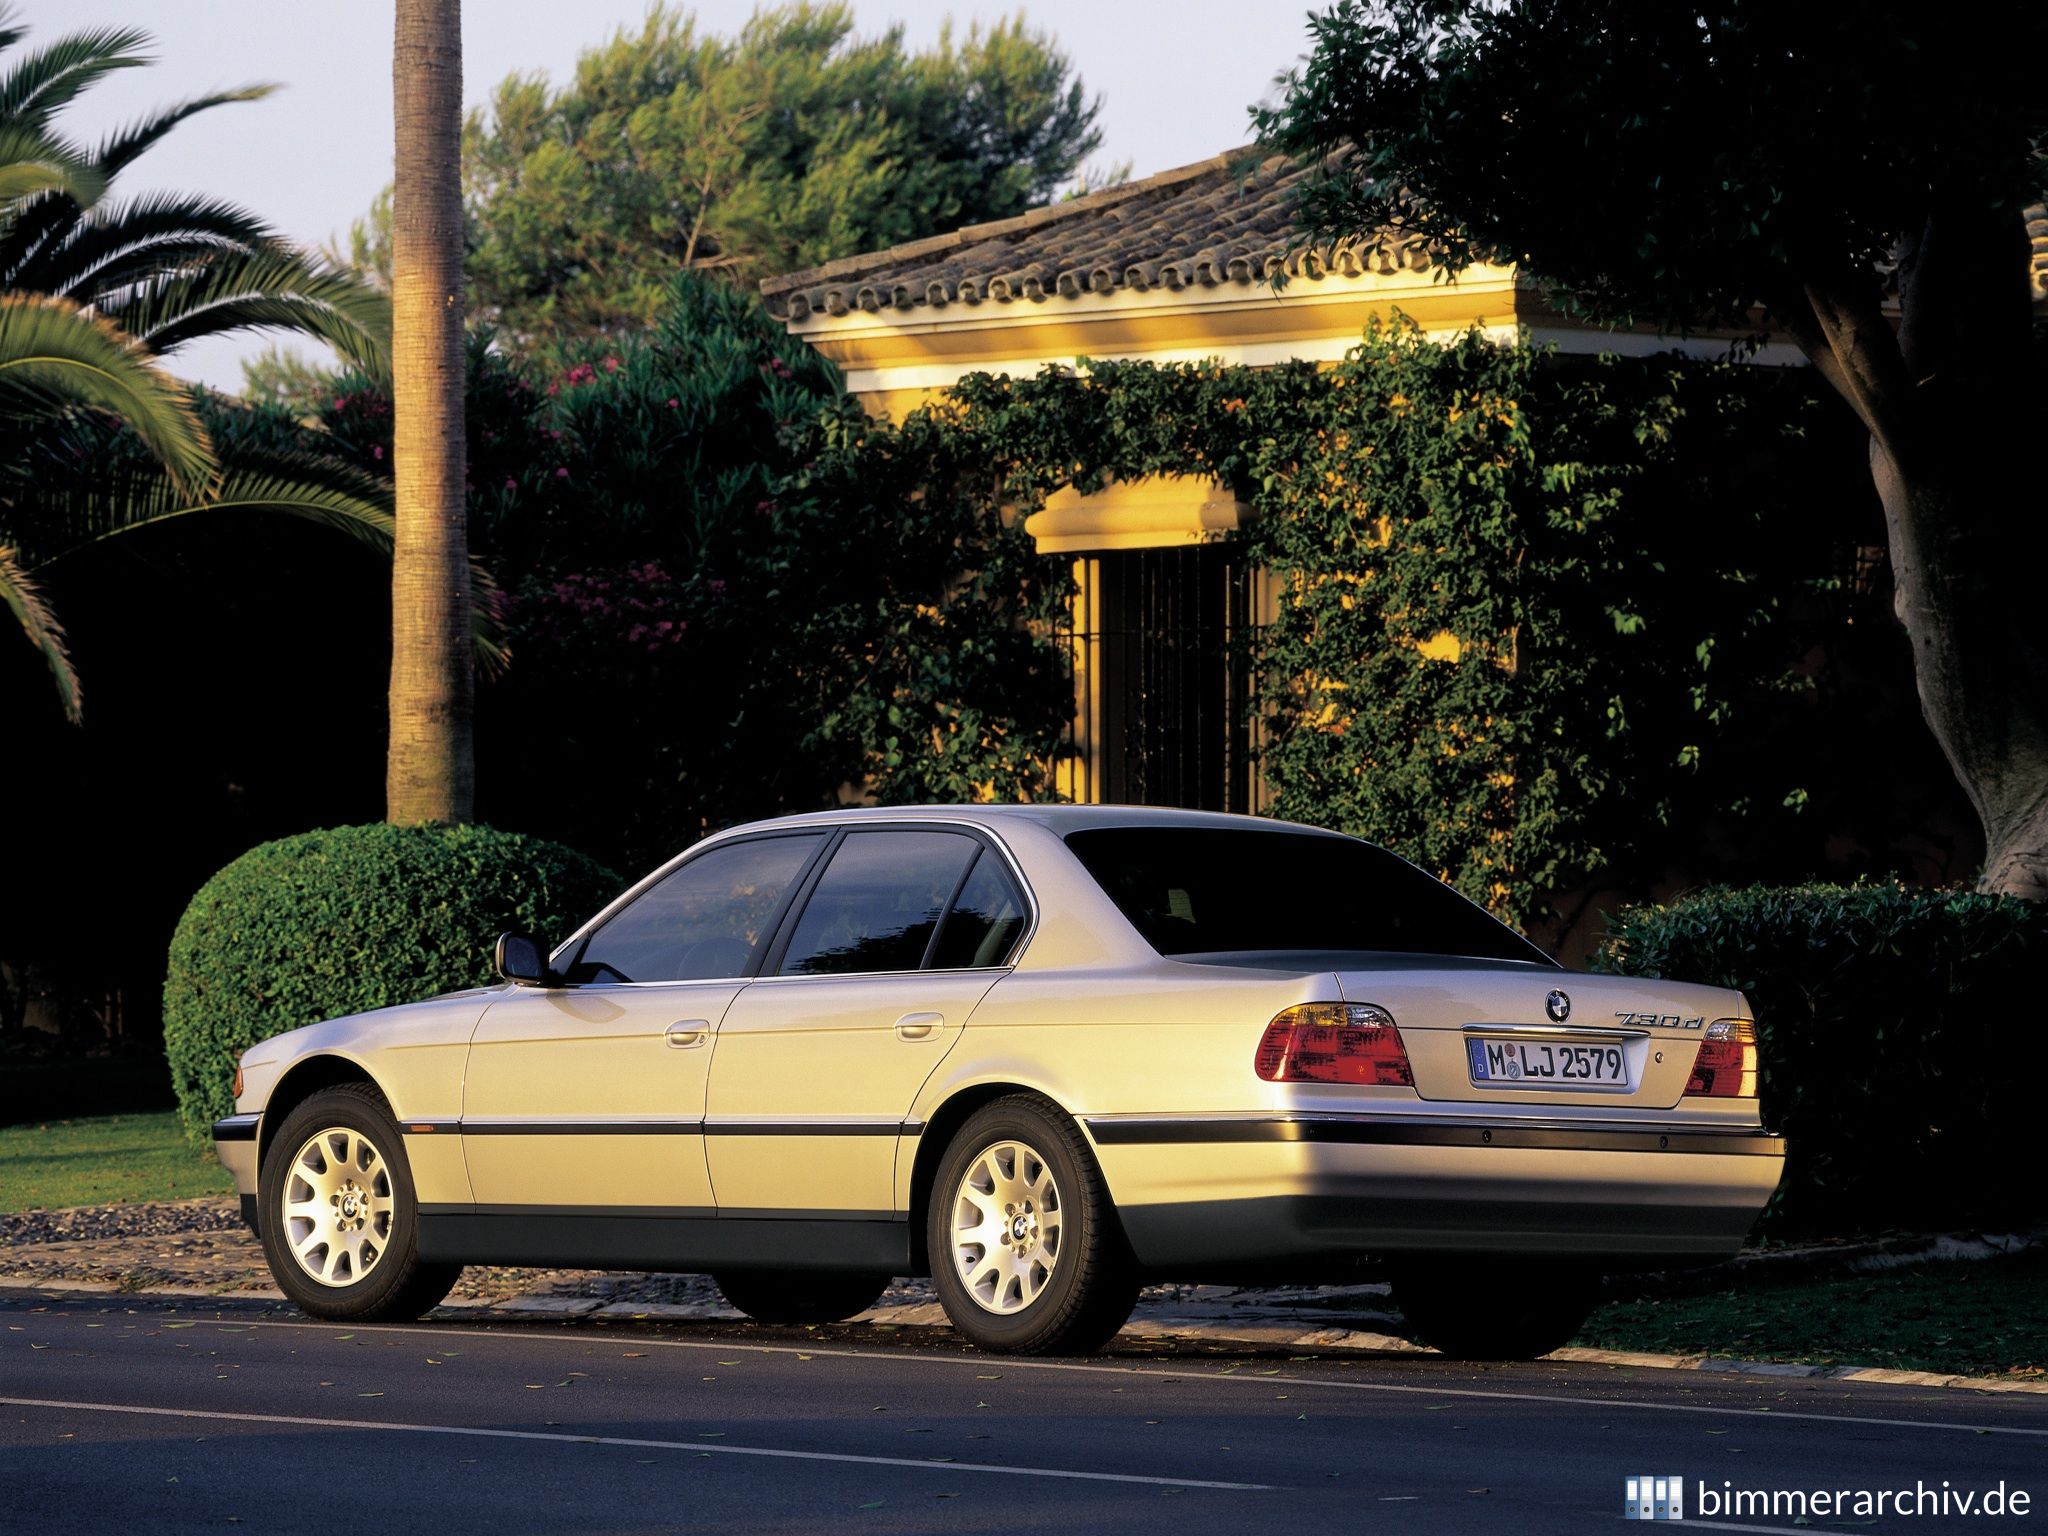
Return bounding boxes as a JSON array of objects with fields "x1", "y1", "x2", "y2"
[
  {"x1": 461, "y1": 831, "x2": 828, "y2": 1214},
  {"x1": 705, "y1": 827, "x2": 1030, "y2": 1219}
]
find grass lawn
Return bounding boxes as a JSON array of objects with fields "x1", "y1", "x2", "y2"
[
  {"x1": 1578, "y1": 1250, "x2": 2048, "y2": 1379},
  {"x1": 0, "y1": 1112, "x2": 234, "y2": 1212}
]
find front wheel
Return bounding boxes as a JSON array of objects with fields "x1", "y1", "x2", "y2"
[
  {"x1": 926, "y1": 1094, "x2": 1138, "y2": 1355},
  {"x1": 1388, "y1": 1258, "x2": 1598, "y2": 1360},
  {"x1": 257, "y1": 1083, "x2": 461, "y2": 1322},
  {"x1": 714, "y1": 1270, "x2": 889, "y2": 1325}
]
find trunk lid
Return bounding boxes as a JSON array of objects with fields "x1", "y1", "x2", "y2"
[{"x1": 1335, "y1": 961, "x2": 1744, "y2": 1112}]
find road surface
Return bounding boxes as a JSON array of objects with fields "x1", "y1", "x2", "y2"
[{"x1": 2, "y1": 1288, "x2": 2042, "y2": 1533}]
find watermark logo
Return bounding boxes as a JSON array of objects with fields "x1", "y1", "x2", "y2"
[{"x1": 1624, "y1": 1476, "x2": 1685, "y2": 1520}]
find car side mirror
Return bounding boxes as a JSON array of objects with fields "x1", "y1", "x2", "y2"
[{"x1": 495, "y1": 931, "x2": 553, "y2": 987}]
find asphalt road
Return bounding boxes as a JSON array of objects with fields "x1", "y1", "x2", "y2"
[{"x1": 2, "y1": 1289, "x2": 2043, "y2": 1535}]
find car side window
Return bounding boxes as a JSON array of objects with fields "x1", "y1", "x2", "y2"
[
  {"x1": 777, "y1": 830, "x2": 980, "y2": 976},
  {"x1": 928, "y1": 851, "x2": 1028, "y2": 969},
  {"x1": 568, "y1": 833, "x2": 825, "y2": 984}
]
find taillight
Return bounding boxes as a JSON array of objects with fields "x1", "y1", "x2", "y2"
[
  {"x1": 1255, "y1": 1003, "x2": 1414, "y2": 1087},
  {"x1": 1686, "y1": 1018, "x2": 1758, "y2": 1097}
]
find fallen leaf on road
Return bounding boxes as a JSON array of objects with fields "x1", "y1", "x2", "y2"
[{"x1": 358, "y1": 1392, "x2": 383, "y2": 1398}]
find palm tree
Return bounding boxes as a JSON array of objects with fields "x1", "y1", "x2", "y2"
[
  {"x1": 387, "y1": 0, "x2": 473, "y2": 823},
  {"x1": 0, "y1": 293, "x2": 208, "y2": 718},
  {"x1": 0, "y1": 11, "x2": 388, "y2": 369},
  {"x1": 0, "y1": 8, "x2": 446, "y2": 724}
]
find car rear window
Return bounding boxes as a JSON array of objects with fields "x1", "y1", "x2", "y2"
[{"x1": 1063, "y1": 826, "x2": 1548, "y2": 963}]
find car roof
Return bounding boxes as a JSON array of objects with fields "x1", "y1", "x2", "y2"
[{"x1": 718, "y1": 804, "x2": 1357, "y2": 839}]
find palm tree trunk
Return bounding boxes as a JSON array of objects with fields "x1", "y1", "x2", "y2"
[{"x1": 386, "y1": 0, "x2": 473, "y2": 823}]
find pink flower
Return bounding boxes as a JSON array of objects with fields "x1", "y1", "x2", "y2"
[
  {"x1": 502, "y1": 477, "x2": 517, "y2": 492},
  {"x1": 554, "y1": 467, "x2": 570, "y2": 479},
  {"x1": 602, "y1": 355, "x2": 621, "y2": 373},
  {"x1": 371, "y1": 445, "x2": 384, "y2": 460},
  {"x1": 665, "y1": 397, "x2": 679, "y2": 409}
]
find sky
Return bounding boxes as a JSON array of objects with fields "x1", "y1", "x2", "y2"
[{"x1": 48, "y1": 1, "x2": 1315, "y2": 390}]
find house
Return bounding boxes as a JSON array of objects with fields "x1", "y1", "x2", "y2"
[{"x1": 763, "y1": 149, "x2": 2048, "y2": 817}]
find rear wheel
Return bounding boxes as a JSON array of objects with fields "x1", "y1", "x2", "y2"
[
  {"x1": 926, "y1": 1094, "x2": 1138, "y2": 1355},
  {"x1": 714, "y1": 1270, "x2": 889, "y2": 1325},
  {"x1": 258, "y1": 1083, "x2": 460, "y2": 1322},
  {"x1": 1388, "y1": 1258, "x2": 1598, "y2": 1360}
]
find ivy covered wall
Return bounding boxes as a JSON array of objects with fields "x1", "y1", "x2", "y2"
[{"x1": 866, "y1": 319, "x2": 1968, "y2": 934}]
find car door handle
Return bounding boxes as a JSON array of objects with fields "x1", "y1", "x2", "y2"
[
  {"x1": 894, "y1": 1012, "x2": 943, "y2": 1041},
  {"x1": 665, "y1": 1020, "x2": 710, "y2": 1049}
]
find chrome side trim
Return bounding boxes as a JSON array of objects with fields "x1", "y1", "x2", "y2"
[
  {"x1": 429, "y1": 1117, "x2": 921, "y2": 1137},
  {"x1": 1082, "y1": 1113, "x2": 1786, "y2": 1156}
]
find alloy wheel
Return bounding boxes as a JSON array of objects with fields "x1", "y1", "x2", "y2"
[
  {"x1": 280, "y1": 1124, "x2": 396, "y2": 1287},
  {"x1": 950, "y1": 1138, "x2": 1063, "y2": 1314}
]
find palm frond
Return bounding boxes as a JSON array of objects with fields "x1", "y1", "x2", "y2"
[
  {"x1": 0, "y1": 541, "x2": 80, "y2": 722},
  {"x1": 0, "y1": 23, "x2": 150, "y2": 127},
  {"x1": 94, "y1": 246, "x2": 391, "y2": 375},
  {"x1": 32, "y1": 455, "x2": 394, "y2": 556},
  {"x1": 0, "y1": 294, "x2": 211, "y2": 489},
  {"x1": 92, "y1": 85, "x2": 277, "y2": 177},
  {"x1": 16, "y1": 453, "x2": 510, "y2": 674},
  {"x1": 7, "y1": 190, "x2": 279, "y2": 296},
  {"x1": 0, "y1": 124, "x2": 103, "y2": 207}
]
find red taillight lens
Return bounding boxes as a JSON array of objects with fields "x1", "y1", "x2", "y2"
[
  {"x1": 1255, "y1": 1003, "x2": 1414, "y2": 1087},
  {"x1": 1686, "y1": 1018, "x2": 1758, "y2": 1097}
]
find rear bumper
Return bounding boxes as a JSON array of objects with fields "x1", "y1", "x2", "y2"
[
  {"x1": 1087, "y1": 1113, "x2": 1785, "y2": 1269},
  {"x1": 212, "y1": 1115, "x2": 262, "y2": 1234}
]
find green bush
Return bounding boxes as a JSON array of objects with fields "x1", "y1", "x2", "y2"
[
  {"x1": 164, "y1": 823, "x2": 621, "y2": 1145},
  {"x1": 1595, "y1": 883, "x2": 2046, "y2": 1238}
]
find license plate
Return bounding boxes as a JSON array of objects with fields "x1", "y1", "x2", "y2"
[{"x1": 1467, "y1": 1036, "x2": 1629, "y2": 1089}]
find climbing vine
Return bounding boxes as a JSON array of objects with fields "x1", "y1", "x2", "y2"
[{"x1": 839, "y1": 317, "x2": 1875, "y2": 928}]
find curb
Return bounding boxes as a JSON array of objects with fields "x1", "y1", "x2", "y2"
[{"x1": 10, "y1": 1272, "x2": 2041, "y2": 1395}]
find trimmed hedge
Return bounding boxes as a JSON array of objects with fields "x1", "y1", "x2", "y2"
[
  {"x1": 1595, "y1": 883, "x2": 2046, "y2": 1238},
  {"x1": 164, "y1": 823, "x2": 621, "y2": 1146}
]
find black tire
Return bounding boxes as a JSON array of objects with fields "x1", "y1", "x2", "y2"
[
  {"x1": 1388, "y1": 1257, "x2": 1598, "y2": 1360},
  {"x1": 714, "y1": 1270, "x2": 890, "y2": 1325},
  {"x1": 258, "y1": 1083, "x2": 461, "y2": 1322},
  {"x1": 926, "y1": 1094, "x2": 1138, "y2": 1355}
]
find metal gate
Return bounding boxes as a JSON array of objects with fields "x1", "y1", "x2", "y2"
[{"x1": 1058, "y1": 544, "x2": 1256, "y2": 812}]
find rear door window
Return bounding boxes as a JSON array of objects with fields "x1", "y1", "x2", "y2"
[
  {"x1": 928, "y1": 851, "x2": 1029, "y2": 969},
  {"x1": 777, "y1": 830, "x2": 982, "y2": 976}
]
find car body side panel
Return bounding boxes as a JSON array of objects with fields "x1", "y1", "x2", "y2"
[
  {"x1": 460, "y1": 980, "x2": 745, "y2": 1211},
  {"x1": 708, "y1": 970, "x2": 996, "y2": 1216},
  {"x1": 230, "y1": 990, "x2": 495, "y2": 1207},
  {"x1": 915, "y1": 955, "x2": 1778, "y2": 1269}
]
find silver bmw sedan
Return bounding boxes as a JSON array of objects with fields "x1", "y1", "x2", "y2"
[{"x1": 213, "y1": 806, "x2": 1784, "y2": 1357}]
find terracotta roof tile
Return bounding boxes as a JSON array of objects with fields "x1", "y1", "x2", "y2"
[
  {"x1": 761, "y1": 148, "x2": 2048, "y2": 321},
  {"x1": 759, "y1": 149, "x2": 1440, "y2": 321}
]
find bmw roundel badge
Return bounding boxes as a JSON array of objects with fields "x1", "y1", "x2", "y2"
[{"x1": 1545, "y1": 989, "x2": 1572, "y2": 1023}]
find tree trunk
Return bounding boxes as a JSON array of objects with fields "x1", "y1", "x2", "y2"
[
  {"x1": 1870, "y1": 445, "x2": 2048, "y2": 901},
  {"x1": 386, "y1": 0, "x2": 473, "y2": 824},
  {"x1": 1794, "y1": 207, "x2": 2047, "y2": 902}
]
